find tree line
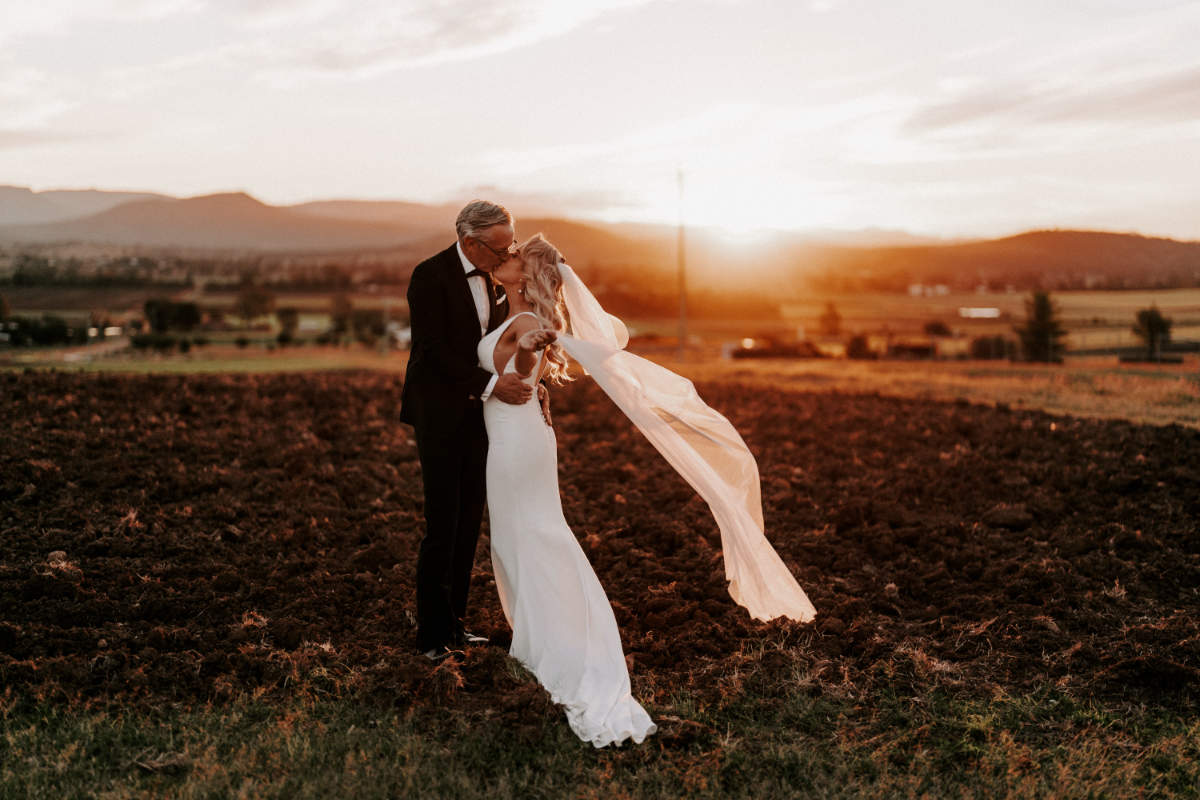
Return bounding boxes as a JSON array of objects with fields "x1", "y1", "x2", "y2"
[
  {"x1": 0, "y1": 287, "x2": 1179, "y2": 360},
  {"x1": 815, "y1": 291, "x2": 1178, "y2": 363}
]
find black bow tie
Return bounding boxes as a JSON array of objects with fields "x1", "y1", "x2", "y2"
[{"x1": 465, "y1": 268, "x2": 489, "y2": 279}]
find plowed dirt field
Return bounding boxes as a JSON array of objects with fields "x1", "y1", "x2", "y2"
[{"x1": 3, "y1": 370, "x2": 1198, "y2": 721}]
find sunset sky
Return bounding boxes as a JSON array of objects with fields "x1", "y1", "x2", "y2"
[{"x1": 3, "y1": 0, "x2": 1198, "y2": 238}]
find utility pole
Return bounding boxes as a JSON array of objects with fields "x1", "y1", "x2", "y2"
[
  {"x1": 677, "y1": 167, "x2": 687, "y2": 361},
  {"x1": 381, "y1": 295, "x2": 391, "y2": 355}
]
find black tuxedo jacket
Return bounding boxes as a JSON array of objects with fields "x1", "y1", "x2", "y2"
[{"x1": 399, "y1": 244, "x2": 508, "y2": 437}]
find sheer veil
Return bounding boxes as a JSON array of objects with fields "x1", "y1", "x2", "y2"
[{"x1": 555, "y1": 262, "x2": 816, "y2": 623}]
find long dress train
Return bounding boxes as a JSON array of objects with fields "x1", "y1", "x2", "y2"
[{"x1": 479, "y1": 312, "x2": 656, "y2": 747}]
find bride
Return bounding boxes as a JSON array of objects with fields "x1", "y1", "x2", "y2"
[{"x1": 478, "y1": 234, "x2": 816, "y2": 748}]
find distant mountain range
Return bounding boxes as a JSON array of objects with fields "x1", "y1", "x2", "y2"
[
  {"x1": 0, "y1": 190, "x2": 443, "y2": 251},
  {"x1": 0, "y1": 186, "x2": 171, "y2": 226},
  {"x1": 798, "y1": 229, "x2": 1200, "y2": 291},
  {"x1": 2, "y1": 185, "x2": 1197, "y2": 291}
]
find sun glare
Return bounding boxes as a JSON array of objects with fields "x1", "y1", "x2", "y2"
[
  {"x1": 634, "y1": 168, "x2": 837, "y2": 243},
  {"x1": 707, "y1": 224, "x2": 783, "y2": 245}
]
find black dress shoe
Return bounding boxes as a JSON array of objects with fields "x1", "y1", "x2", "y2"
[
  {"x1": 451, "y1": 630, "x2": 489, "y2": 647},
  {"x1": 422, "y1": 645, "x2": 464, "y2": 662}
]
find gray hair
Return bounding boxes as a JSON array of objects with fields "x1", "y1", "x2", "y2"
[{"x1": 455, "y1": 200, "x2": 513, "y2": 240}]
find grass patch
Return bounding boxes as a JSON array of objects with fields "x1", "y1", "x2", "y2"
[{"x1": 4, "y1": 688, "x2": 1196, "y2": 799}]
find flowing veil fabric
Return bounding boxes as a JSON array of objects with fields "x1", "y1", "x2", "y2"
[{"x1": 556, "y1": 263, "x2": 816, "y2": 623}]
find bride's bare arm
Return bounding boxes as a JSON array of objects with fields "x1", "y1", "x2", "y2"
[{"x1": 490, "y1": 317, "x2": 539, "y2": 377}]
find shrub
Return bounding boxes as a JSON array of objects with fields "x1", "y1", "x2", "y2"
[
  {"x1": 970, "y1": 335, "x2": 1010, "y2": 360},
  {"x1": 330, "y1": 293, "x2": 352, "y2": 335},
  {"x1": 31, "y1": 316, "x2": 69, "y2": 346},
  {"x1": 819, "y1": 302, "x2": 841, "y2": 337},
  {"x1": 4, "y1": 315, "x2": 86, "y2": 346},
  {"x1": 352, "y1": 309, "x2": 386, "y2": 347},
  {"x1": 235, "y1": 286, "x2": 275, "y2": 327},
  {"x1": 276, "y1": 307, "x2": 300, "y2": 341},
  {"x1": 144, "y1": 299, "x2": 201, "y2": 333},
  {"x1": 1132, "y1": 306, "x2": 1172, "y2": 360},
  {"x1": 846, "y1": 334, "x2": 875, "y2": 359}
]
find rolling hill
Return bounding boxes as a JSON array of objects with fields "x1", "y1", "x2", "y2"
[
  {"x1": 0, "y1": 192, "x2": 435, "y2": 251},
  {"x1": 1, "y1": 186, "x2": 1197, "y2": 292},
  {"x1": 801, "y1": 230, "x2": 1200, "y2": 292},
  {"x1": 0, "y1": 185, "x2": 169, "y2": 225}
]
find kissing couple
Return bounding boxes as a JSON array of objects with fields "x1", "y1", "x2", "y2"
[{"x1": 398, "y1": 200, "x2": 816, "y2": 748}]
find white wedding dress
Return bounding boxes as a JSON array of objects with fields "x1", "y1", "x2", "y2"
[{"x1": 478, "y1": 312, "x2": 657, "y2": 748}]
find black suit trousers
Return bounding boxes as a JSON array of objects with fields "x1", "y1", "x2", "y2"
[{"x1": 414, "y1": 406, "x2": 488, "y2": 650}]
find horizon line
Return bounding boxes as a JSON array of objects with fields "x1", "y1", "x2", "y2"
[{"x1": 4, "y1": 182, "x2": 1197, "y2": 245}]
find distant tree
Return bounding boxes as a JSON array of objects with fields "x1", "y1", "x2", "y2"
[
  {"x1": 235, "y1": 285, "x2": 275, "y2": 328},
  {"x1": 330, "y1": 293, "x2": 353, "y2": 335},
  {"x1": 11, "y1": 254, "x2": 52, "y2": 286},
  {"x1": 819, "y1": 301, "x2": 841, "y2": 337},
  {"x1": 144, "y1": 299, "x2": 200, "y2": 333},
  {"x1": 352, "y1": 308, "x2": 385, "y2": 347},
  {"x1": 30, "y1": 315, "x2": 70, "y2": 346},
  {"x1": 144, "y1": 298, "x2": 172, "y2": 334},
  {"x1": 924, "y1": 320, "x2": 952, "y2": 337},
  {"x1": 846, "y1": 334, "x2": 874, "y2": 359},
  {"x1": 0, "y1": 293, "x2": 9, "y2": 321},
  {"x1": 173, "y1": 302, "x2": 201, "y2": 331},
  {"x1": 276, "y1": 307, "x2": 300, "y2": 344},
  {"x1": 1014, "y1": 291, "x2": 1066, "y2": 363},
  {"x1": 1132, "y1": 305, "x2": 1172, "y2": 361},
  {"x1": 970, "y1": 335, "x2": 1011, "y2": 360}
]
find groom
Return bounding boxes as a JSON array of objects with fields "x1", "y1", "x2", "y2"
[{"x1": 400, "y1": 200, "x2": 533, "y2": 660}]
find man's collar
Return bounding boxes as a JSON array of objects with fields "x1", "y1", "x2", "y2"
[{"x1": 456, "y1": 240, "x2": 480, "y2": 275}]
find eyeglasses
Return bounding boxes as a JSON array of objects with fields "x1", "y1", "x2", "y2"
[{"x1": 472, "y1": 235, "x2": 518, "y2": 261}]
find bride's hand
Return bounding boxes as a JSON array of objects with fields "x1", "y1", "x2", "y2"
[{"x1": 518, "y1": 329, "x2": 557, "y2": 352}]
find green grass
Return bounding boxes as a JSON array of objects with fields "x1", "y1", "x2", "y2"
[{"x1": 4, "y1": 688, "x2": 1197, "y2": 799}]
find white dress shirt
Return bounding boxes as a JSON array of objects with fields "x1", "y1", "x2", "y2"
[{"x1": 457, "y1": 241, "x2": 500, "y2": 401}]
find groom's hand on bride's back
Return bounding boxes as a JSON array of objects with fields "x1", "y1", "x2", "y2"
[
  {"x1": 538, "y1": 383, "x2": 552, "y2": 427},
  {"x1": 492, "y1": 373, "x2": 534, "y2": 405}
]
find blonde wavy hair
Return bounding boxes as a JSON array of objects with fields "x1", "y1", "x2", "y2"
[{"x1": 517, "y1": 233, "x2": 573, "y2": 385}]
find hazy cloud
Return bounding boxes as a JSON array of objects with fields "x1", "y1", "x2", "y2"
[
  {"x1": 197, "y1": 0, "x2": 655, "y2": 82},
  {"x1": 0, "y1": 129, "x2": 97, "y2": 149},
  {"x1": 905, "y1": 62, "x2": 1200, "y2": 135},
  {"x1": 0, "y1": 64, "x2": 78, "y2": 128},
  {"x1": 0, "y1": 0, "x2": 201, "y2": 44}
]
